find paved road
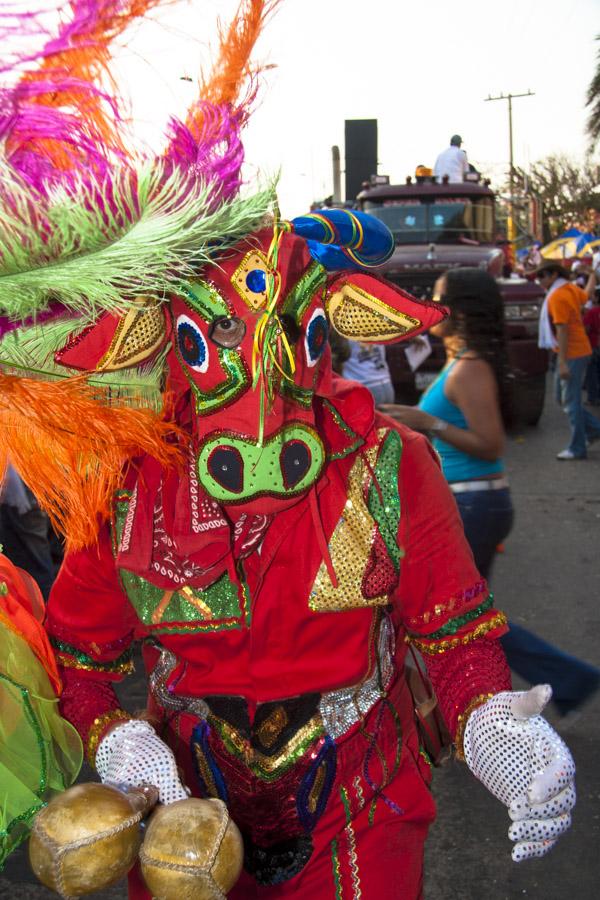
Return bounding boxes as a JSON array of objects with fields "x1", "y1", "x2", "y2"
[{"x1": 2, "y1": 375, "x2": 599, "y2": 898}]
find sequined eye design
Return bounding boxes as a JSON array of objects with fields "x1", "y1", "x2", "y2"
[
  {"x1": 209, "y1": 316, "x2": 246, "y2": 349},
  {"x1": 176, "y1": 314, "x2": 209, "y2": 373},
  {"x1": 305, "y1": 309, "x2": 329, "y2": 367}
]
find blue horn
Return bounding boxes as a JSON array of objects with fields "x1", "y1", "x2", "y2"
[{"x1": 288, "y1": 209, "x2": 394, "y2": 271}]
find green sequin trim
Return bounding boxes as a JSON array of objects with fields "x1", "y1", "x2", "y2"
[
  {"x1": 180, "y1": 279, "x2": 230, "y2": 318},
  {"x1": 279, "y1": 378, "x2": 313, "y2": 408},
  {"x1": 340, "y1": 785, "x2": 352, "y2": 826},
  {"x1": 322, "y1": 399, "x2": 364, "y2": 460},
  {"x1": 281, "y1": 261, "x2": 328, "y2": 322},
  {"x1": 49, "y1": 638, "x2": 133, "y2": 673},
  {"x1": 113, "y1": 501, "x2": 250, "y2": 634},
  {"x1": 367, "y1": 430, "x2": 402, "y2": 572},
  {"x1": 417, "y1": 594, "x2": 494, "y2": 640},
  {"x1": 171, "y1": 282, "x2": 251, "y2": 415},
  {"x1": 419, "y1": 747, "x2": 433, "y2": 768},
  {"x1": 331, "y1": 837, "x2": 343, "y2": 900}
]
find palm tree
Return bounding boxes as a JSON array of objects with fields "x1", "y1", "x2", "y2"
[{"x1": 587, "y1": 35, "x2": 600, "y2": 151}]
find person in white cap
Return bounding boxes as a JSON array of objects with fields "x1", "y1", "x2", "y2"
[{"x1": 434, "y1": 134, "x2": 469, "y2": 183}]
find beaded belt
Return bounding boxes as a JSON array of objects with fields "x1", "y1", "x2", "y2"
[{"x1": 449, "y1": 476, "x2": 509, "y2": 494}]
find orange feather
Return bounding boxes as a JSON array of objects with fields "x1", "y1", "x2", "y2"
[
  {"x1": 0, "y1": 374, "x2": 186, "y2": 551},
  {"x1": 187, "y1": 0, "x2": 281, "y2": 135},
  {"x1": 13, "y1": 0, "x2": 173, "y2": 169}
]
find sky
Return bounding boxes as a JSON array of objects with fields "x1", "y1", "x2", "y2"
[{"x1": 114, "y1": 0, "x2": 599, "y2": 216}]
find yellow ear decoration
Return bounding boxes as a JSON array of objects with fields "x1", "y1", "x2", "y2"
[
  {"x1": 97, "y1": 300, "x2": 166, "y2": 371},
  {"x1": 325, "y1": 282, "x2": 421, "y2": 343}
]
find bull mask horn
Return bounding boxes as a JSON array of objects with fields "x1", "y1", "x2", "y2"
[
  {"x1": 288, "y1": 210, "x2": 447, "y2": 345},
  {"x1": 288, "y1": 208, "x2": 394, "y2": 271}
]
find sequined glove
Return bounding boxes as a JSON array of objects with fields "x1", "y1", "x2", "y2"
[
  {"x1": 463, "y1": 685, "x2": 576, "y2": 862},
  {"x1": 95, "y1": 719, "x2": 189, "y2": 805}
]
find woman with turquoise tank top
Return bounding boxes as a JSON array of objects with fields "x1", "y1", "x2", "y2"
[{"x1": 383, "y1": 268, "x2": 599, "y2": 718}]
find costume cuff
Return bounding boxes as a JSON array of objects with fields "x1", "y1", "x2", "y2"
[
  {"x1": 423, "y1": 638, "x2": 512, "y2": 743},
  {"x1": 58, "y1": 667, "x2": 128, "y2": 765}
]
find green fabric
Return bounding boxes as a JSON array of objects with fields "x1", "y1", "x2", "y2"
[{"x1": 0, "y1": 627, "x2": 82, "y2": 869}]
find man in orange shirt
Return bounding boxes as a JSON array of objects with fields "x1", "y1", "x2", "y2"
[{"x1": 537, "y1": 262, "x2": 600, "y2": 459}]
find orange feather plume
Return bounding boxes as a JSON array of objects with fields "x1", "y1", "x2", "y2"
[
  {"x1": 13, "y1": 0, "x2": 173, "y2": 169},
  {"x1": 188, "y1": 0, "x2": 281, "y2": 131},
  {"x1": 0, "y1": 374, "x2": 186, "y2": 550}
]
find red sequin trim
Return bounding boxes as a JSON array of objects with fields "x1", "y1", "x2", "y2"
[{"x1": 58, "y1": 667, "x2": 123, "y2": 746}]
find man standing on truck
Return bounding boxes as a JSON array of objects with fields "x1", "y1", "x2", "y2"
[{"x1": 434, "y1": 134, "x2": 469, "y2": 183}]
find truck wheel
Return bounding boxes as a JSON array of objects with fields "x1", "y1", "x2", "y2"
[{"x1": 512, "y1": 373, "x2": 546, "y2": 428}]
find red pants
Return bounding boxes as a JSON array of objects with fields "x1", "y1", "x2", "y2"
[{"x1": 129, "y1": 678, "x2": 436, "y2": 899}]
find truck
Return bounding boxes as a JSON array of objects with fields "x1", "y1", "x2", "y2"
[{"x1": 355, "y1": 176, "x2": 548, "y2": 426}]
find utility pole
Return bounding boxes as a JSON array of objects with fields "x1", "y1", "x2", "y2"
[{"x1": 484, "y1": 90, "x2": 535, "y2": 252}]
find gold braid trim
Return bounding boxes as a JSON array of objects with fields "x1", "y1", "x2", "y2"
[
  {"x1": 409, "y1": 612, "x2": 507, "y2": 655},
  {"x1": 86, "y1": 709, "x2": 131, "y2": 767},
  {"x1": 454, "y1": 693, "x2": 495, "y2": 761}
]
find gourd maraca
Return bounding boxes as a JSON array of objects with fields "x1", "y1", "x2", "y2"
[
  {"x1": 29, "y1": 782, "x2": 157, "y2": 897},
  {"x1": 140, "y1": 797, "x2": 244, "y2": 899}
]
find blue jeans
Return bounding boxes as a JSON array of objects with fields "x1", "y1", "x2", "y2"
[
  {"x1": 584, "y1": 346, "x2": 600, "y2": 404},
  {"x1": 555, "y1": 354, "x2": 600, "y2": 457},
  {"x1": 453, "y1": 487, "x2": 514, "y2": 581},
  {"x1": 454, "y1": 486, "x2": 600, "y2": 714}
]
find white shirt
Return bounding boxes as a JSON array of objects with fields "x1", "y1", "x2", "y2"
[{"x1": 434, "y1": 146, "x2": 469, "y2": 183}]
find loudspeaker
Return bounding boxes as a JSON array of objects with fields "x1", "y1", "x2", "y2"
[{"x1": 344, "y1": 119, "x2": 378, "y2": 202}]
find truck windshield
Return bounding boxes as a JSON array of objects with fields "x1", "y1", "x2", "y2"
[{"x1": 363, "y1": 197, "x2": 494, "y2": 244}]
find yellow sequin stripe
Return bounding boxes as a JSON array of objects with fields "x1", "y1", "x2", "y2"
[
  {"x1": 454, "y1": 693, "x2": 495, "y2": 761},
  {"x1": 86, "y1": 709, "x2": 131, "y2": 767},
  {"x1": 407, "y1": 612, "x2": 507, "y2": 655},
  {"x1": 55, "y1": 653, "x2": 134, "y2": 675}
]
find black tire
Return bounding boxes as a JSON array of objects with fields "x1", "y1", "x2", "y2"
[{"x1": 511, "y1": 373, "x2": 546, "y2": 428}]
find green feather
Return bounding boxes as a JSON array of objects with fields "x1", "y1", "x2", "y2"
[{"x1": 0, "y1": 160, "x2": 276, "y2": 323}]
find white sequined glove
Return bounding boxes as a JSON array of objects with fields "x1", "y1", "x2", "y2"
[
  {"x1": 463, "y1": 685, "x2": 576, "y2": 862},
  {"x1": 95, "y1": 719, "x2": 189, "y2": 805}
]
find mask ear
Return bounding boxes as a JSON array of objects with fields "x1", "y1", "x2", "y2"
[
  {"x1": 325, "y1": 273, "x2": 447, "y2": 344},
  {"x1": 55, "y1": 300, "x2": 167, "y2": 371}
]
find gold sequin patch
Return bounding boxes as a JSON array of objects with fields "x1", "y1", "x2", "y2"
[
  {"x1": 256, "y1": 706, "x2": 289, "y2": 750},
  {"x1": 326, "y1": 282, "x2": 421, "y2": 342},
  {"x1": 97, "y1": 299, "x2": 165, "y2": 370},
  {"x1": 309, "y1": 435, "x2": 389, "y2": 612},
  {"x1": 231, "y1": 250, "x2": 269, "y2": 310}
]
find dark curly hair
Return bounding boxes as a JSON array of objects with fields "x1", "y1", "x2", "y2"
[{"x1": 441, "y1": 268, "x2": 513, "y2": 424}]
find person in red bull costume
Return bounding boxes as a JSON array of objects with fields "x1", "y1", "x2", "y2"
[{"x1": 0, "y1": 3, "x2": 575, "y2": 898}]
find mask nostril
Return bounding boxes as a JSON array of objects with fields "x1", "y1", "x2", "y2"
[
  {"x1": 207, "y1": 446, "x2": 244, "y2": 493},
  {"x1": 280, "y1": 440, "x2": 311, "y2": 489}
]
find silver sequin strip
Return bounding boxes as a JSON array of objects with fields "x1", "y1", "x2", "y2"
[{"x1": 319, "y1": 615, "x2": 395, "y2": 739}]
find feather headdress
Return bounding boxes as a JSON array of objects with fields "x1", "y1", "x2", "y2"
[{"x1": 0, "y1": 0, "x2": 281, "y2": 548}]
